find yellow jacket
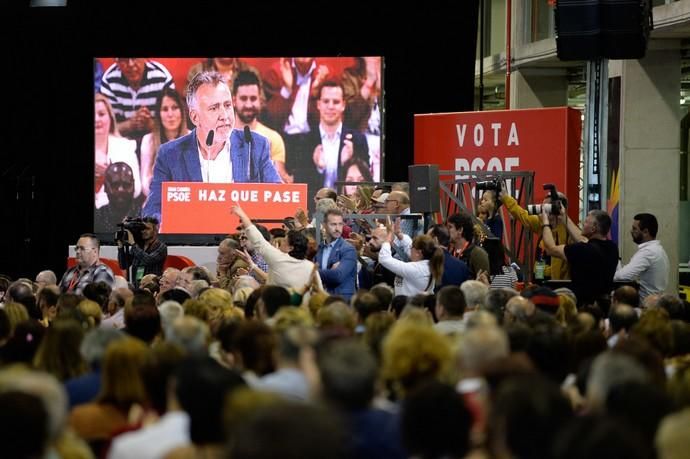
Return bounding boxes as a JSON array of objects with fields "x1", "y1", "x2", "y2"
[{"x1": 501, "y1": 194, "x2": 570, "y2": 280}]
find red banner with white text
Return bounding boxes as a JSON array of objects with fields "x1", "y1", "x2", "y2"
[
  {"x1": 161, "y1": 182, "x2": 307, "y2": 233},
  {"x1": 414, "y1": 107, "x2": 581, "y2": 221}
]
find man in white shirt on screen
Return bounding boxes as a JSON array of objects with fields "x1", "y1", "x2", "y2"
[
  {"x1": 142, "y1": 71, "x2": 281, "y2": 222},
  {"x1": 614, "y1": 213, "x2": 670, "y2": 301}
]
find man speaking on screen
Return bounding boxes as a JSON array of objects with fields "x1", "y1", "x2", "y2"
[{"x1": 142, "y1": 71, "x2": 281, "y2": 221}]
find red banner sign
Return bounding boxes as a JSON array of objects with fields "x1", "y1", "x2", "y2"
[
  {"x1": 161, "y1": 182, "x2": 308, "y2": 233},
  {"x1": 414, "y1": 107, "x2": 581, "y2": 220}
]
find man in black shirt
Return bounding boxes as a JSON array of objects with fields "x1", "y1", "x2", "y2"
[
  {"x1": 118, "y1": 217, "x2": 167, "y2": 285},
  {"x1": 541, "y1": 209, "x2": 618, "y2": 307}
]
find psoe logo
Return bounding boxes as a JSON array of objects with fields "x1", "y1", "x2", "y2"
[{"x1": 166, "y1": 187, "x2": 191, "y2": 202}]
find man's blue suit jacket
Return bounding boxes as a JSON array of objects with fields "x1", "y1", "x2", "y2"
[
  {"x1": 142, "y1": 128, "x2": 281, "y2": 221},
  {"x1": 315, "y1": 237, "x2": 357, "y2": 301}
]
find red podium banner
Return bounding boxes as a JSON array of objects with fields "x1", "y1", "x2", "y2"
[
  {"x1": 414, "y1": 107, "x2": 581, "y2": 220},
  {"x1": 161, "y1": 182, "x2": 308, "y2": 234}
]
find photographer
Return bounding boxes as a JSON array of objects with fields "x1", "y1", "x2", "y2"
[
  {"x1": 541, "y1": 209, "x2": 619, "y2": 308},
  {"x1": 117, "y1": 217, "x2": 167, "y2": 285},
  {"x1": 498, "y1": 184, "x2": 570, "y2": 280}
]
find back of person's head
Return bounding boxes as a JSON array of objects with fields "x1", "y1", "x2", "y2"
[
  {"x1": 228, "y1": 402, "x2": 347, "y2": 459},
  {"x1": 362, "y1": 311, "x2": 396, "y2": 361},
  {"x1": 630, "y1": 308, "x2": 673, "y2": 357},
  {"x1": 233, "y1": 320, "x2": 276, "y2": 376},
  {"x1": 0, "y1": 391, "x2": 48, "y2": 459},
  {"x1": 436, "y1": 285, "x2": 466, "y2": 318},
  {"x1": 0, "y1": 319, "x2": 45, "y2": 365},
  {"x1": 0, "y1": 309, "x2": 10, "y2": 344},
  {"x1": 4, "y1": 302, "x2": 29, "y2": 334},
  {"x1": 554, "y1": 414, "x2": 646, "y2": 459},
  {"x1": 634, "y1": 212, "x2": 658, "y2": 238},
  {"x1": 82, "y1": 281, "x2": 112, "y2": 311},
  {"x1": 175, "y1": 357, "x2": 245, "y2": 445},
  {"x1": 56, "y1": 292, "x2": 83, "y2": 316},
  {"x1": 316, "y1": 302, "x2": 356, "y2": 334},
  {"x1": 158, "y1": 300, "x2": 184, "y2": 334},
  {"x1": 286, "y1": 230, "x2": 308, "y2": 260},
  {"x1": 521, "y1": 286, "x2": 560, "y2": 315},
  {"x1": 272, "y1": 307, "x2": 313, "y2": 334},
  {"x1": 369, "y1": 283, "x2": 394, "y2": 310},
  {"x1": 401, "y1": 381, "x2": 472, "y2": 459},
  {"x1": 605, "y1": 381, "x2": 673, "y2": 451},
  {"x1": 158, "y1": 287, "x2": 191, "y2": 306},
  {"x1": 612, "y1": 285, "x2": 640, "y2": 309},
  {"x1": 589, "y1": 209, "x2": 612, "y2": 236},
  {"x1": 586, "y1": 351, "x2": 648, "y2": 409},
  {"x1": 381, "y1": 321, "x2": 452, "y2": 396},
  {"x1": 141, "y1": 342, "x2": 185, "y2": 415},
  {"x1": 488, "y1": 375, "x2": 573, "y2": 459},
  {"x1": 166, "y1": 316, "x2": 209, "y2": 356},
  {"x1": 33, "y1": 318, "x2": 87, "y2": 382},
  {"x1": 460, "y1": 325, "x2": 509, "y2": 374},
  {"x1": 98, "y1": 337, "x2": 149, "y2": 411},
  {"x1": 670, "y1": 320, "x2": 690, "y2": 357},
  {"x1": 484, "y1": 288, "x2": 518, "y2": 324},
  {"x1": 125, "y1": 293, "x2": 161, "y2": 344},
  {"x1": 609, "y1": 303, "x2": 638, "y2": 334},
  {"x1": 80, "y1": 327, "x2": 125, "y2": 369},
  {"x1": 656, "y1": 408, "x2": 690, "y2": 459},
  {"x1": 460, "y1": 280, "x2": 488, "y2": 309},
  {"x1": 8, "y1": 281, "x2": 40, "y2": 321},
  {"x1": 77, "y1": 299, "x2": 102, "y2": 327},
  {"x1": 317, "y1": 338, "x2": 377, "y2": 410},
  {"x1": 525, "y1": 322, "x2": 572, "y2": 384},
  {"x1": 352, "y1": 292, "x2": 383, "y2": 323},
  {"x1": 390, "y1": 295, "x2": 408, "y2": 318},
  {"x1": 260, "y1": 286, "x2": 291, "y2": 318},
  {"x1": 656, "y1": 294, "x2": 686, "y2": 321}
]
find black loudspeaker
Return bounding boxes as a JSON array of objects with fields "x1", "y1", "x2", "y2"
[
  {"x1": 409, "y1": 165, "x2": 440, "y2": 213},
  {"x1": 555, "y1": 0, "x2": 652, "y2": 61}
]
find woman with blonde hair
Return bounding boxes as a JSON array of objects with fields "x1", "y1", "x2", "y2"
[
  {"x1": 69, "y1": 337, "x2": 149, "y2": 450},
  {"x1": 94, "y1": 93, "x2": 141, "y2": 209},
  {"x1": 33, "y1": 319, "x2": 87, "y2": 382}
]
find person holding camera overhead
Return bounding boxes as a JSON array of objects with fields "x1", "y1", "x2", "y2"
[
  {"x1": 116, "y1": 217, "x2": 168, "y2": 284},
  {"x1": 541, "y1": 208, "x2": 619, "y2": 307},
  {"x1": 498, "y1": 183, "x2": 571, "y2": 280}
]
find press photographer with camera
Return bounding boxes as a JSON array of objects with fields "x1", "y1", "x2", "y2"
[
  {"x1": 498, "y1": 183, "x2": 571, "y2": 280},
  {"x1": 540, "y1": 208, "x2": 619, "y2": 308},
  {"x1": 116, "y1": 217, "x2": 168, "y2": 285}
]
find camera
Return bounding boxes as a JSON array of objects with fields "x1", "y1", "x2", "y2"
[
  {"x1": 476, "y1": 178, "x2": 501, "y2": 193},
  {"x1": 526, "y1": 183, "x2": 564, "y2": 216},
  {"x1": 115, "y1": 217, "x2": 147, "y2": 244}
]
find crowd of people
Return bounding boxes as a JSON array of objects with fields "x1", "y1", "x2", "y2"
[
  {"x1": 94, "y1": 57, "x2": 382, "y2": 230},
  {"x1": 1, "y1": 175, "x2": 689, "y2": 459}
]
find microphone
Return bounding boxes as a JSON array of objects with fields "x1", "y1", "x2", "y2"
[
  {"x1": 205, "y1": 129, "x2": 215, "y2": 147},
  {"x1": 244, "y1": 126, "x2": 252, "y2": 181}
]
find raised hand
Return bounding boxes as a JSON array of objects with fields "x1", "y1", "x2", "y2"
[
  {"x1": 340, "y1": 133, "x2": 354, "y2": 164},
  {"x1": 313, "y1": 144, "x2": 325, "y2": 170}
]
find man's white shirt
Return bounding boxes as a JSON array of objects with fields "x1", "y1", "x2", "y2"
[{"x1": 614, "y1": 239, "x2": 669, "y2": 299}]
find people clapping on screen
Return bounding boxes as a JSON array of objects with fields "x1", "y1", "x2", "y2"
[{"x1": 94, "y1": 94, "x2": 141, "y2": 210}]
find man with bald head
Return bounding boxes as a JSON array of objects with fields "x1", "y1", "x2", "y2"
[
  {"x1": 35, "y1": 270, "x2": 57, "y2": 289},
  {"x1": 384, "y1": 190, "x2": 422, "y2": 238},
  {"x1": 95, "y1": 162, "x2": 142, "y2": 233}
]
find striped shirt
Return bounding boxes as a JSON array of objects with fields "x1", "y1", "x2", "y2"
[
  {"x1": 490, "y1": 266, "x2": 518, "y2": 289},
  {"x1": 100, "y1": 60, "x2": 175, "y2": 122}
]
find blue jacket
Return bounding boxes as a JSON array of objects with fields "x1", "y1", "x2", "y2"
[
  {"x1": 142, "y1": 129, "x2": 281, "y2": 220},
  {"x1": 315, "y1": 237, "x2": 357, "y2": 300},
  {"x1": 435, "y1": 250, "x2": 472, "y2": 292}
]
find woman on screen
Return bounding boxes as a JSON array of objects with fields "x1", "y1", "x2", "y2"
[
  {"x1": 94, "y1": 94, "x2": 141, "y2": 209},
  {"x1": 140, "y1": 87, "x2": 190, "y2": 196},
  {"x1": 342, "y1": 157, "x2": 373, "y2": 196}
]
